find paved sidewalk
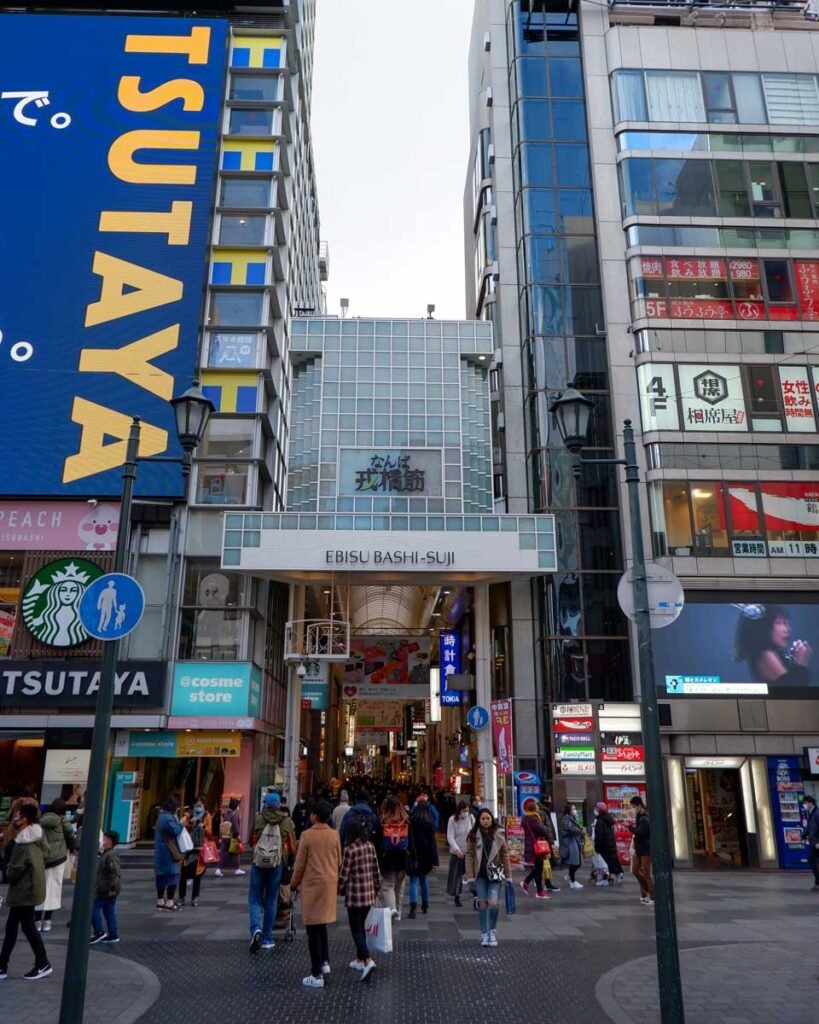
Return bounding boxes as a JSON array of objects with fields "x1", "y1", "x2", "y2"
[{"x1": 0, "y1": 938, "x2": 159, "y2": 1023}]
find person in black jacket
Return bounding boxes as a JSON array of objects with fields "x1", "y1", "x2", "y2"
[
  {"x1": 628, "y1": 796, "x2": 653, "y2": 905},
  {"x1": 593, "y1": 802, "x2": 623, "y2": 886},
  {"x1": 802, "y1": 794, "x2": 819, "y2": 889}
]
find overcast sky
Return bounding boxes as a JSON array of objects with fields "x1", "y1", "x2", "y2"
[{"x1": 311, "y1": 0, "x2": 475, "y2": 321}]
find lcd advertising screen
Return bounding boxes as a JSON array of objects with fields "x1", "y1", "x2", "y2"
[
  {"x1": 0, "y1": 13, "x2": 228, "y2": 497},
  {"x1": 654, "y1": 596, "x2": 819, "y2": 697}
]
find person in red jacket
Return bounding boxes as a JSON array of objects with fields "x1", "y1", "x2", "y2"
[{"x1": 520, "y1": 798, "x2": 551, "y2": 900}]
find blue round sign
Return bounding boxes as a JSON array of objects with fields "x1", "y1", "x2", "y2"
[
  {"x1": 79, "y1": 573, "x2": 145, "y2": 641},
  {"x1": 467, "y1": 705, "x2": 490, "y2": 730}
]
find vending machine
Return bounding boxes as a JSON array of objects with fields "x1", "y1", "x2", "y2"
[
  {"x1": 109, "y1": 771, "x2": 142, "y2": 848},
  {"x1": 767, "y1": 756, "x2": 807, "y2": 870}
]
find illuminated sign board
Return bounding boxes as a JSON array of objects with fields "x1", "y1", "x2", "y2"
[{"x1": 0, "y1": 14, "x2": 228, "y2": 496}]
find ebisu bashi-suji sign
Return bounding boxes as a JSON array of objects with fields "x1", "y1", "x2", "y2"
[{"x1": 0, "y1": 14, "x2": 228, "y2": 497}]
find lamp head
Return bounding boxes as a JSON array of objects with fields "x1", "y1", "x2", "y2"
[
  {"x1": 170, "y1": 383, "x2": 214, "y2": 472},
  {"x1": 549, "y1": 388, "x2": 594, "y2": 454}
]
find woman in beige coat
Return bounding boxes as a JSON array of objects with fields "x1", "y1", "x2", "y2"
[{"x1": 290, "y1": 801, "x2": 341, "y2": 989}]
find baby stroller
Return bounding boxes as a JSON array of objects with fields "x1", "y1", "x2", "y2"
[{"x1": 274, "y1": 882, "x2": 296, "y2": 942}]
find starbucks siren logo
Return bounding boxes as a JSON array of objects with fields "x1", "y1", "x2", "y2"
[{"x1": 22, "y1": 558, "x2": 104, "y2": 647}]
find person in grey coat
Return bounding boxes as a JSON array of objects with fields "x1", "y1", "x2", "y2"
[{"x1": 560, "y1": 804, "x2": 585, "y2": 889}]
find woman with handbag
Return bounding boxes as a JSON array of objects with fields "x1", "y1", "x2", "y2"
[
  {"x1": 519, "y1": 798, "x2": 551, "y2": 901},
  {"x1": 560, "y1": 803, "x2": 585, "y2": 890},
  {"x1": 464, "y1": 809, "x2": 511, "y2": 948},
  {"x1": 445, "y1": 801, "x2": 473, "y2": 908},
  {"x1": 153, "y1": 796, "x2": 183, "y2": 911},
  {"x1": 216, "y1": 797, "x2": 245, "y2": 878},
  {"x1": 178, "y1": 798, "x2": 213, "y2": 907}
]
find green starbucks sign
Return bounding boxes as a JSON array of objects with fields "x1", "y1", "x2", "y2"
[{"x1": 21, "y1": 558, "x2": 104, "y2": 648}]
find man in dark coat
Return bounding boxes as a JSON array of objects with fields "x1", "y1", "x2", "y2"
[{"x1": 593, "y1": 802, "x2": 623, "y2": 884}]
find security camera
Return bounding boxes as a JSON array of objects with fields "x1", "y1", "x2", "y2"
[
  {"x1": 296, "y1": 663, "x2": 307, "y2": 678},
  {"x1": 87, "y1": 499, "x2": 98, "y2": 508}
]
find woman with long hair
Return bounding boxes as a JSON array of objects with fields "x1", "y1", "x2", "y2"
[
  {"x1": 560, "y1": 803, "x2": 585, "y2": 890},
  {"x1": 520, "y1": 797, "x2": 551, "y2": 901},
  {"x1": 734, "y1": 604, "x2": 812, "y2": 685},
  {"x1": 378, "y1": 795, "x2": 410, "y2": 920},
  {"x1": 178, "y1": 796, "x2": 213, "y2": 907},
  {"x1": 464, "y1": 809, "x2": 511, "y2": 948},
  {"x1": 446, "y1": 800, "x2": 473, "y2": 908}
]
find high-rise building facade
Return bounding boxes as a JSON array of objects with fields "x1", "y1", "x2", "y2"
[
  {"x1": 0, "y1": 2, "x2": 322, "y2": 839},
  {"x1": 467, "y1": 0, "x2": 819, "y2": 868}
]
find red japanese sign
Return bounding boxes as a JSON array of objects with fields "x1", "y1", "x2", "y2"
[
  {"x1": 727, "y1": 258, "x2": 760, "y2": 281},
  {"x1": 665, "y1": 257, "x2": 726, "y2": 280},
  {"x1": 669, "y1": 299, "x2": 733, "y2": 320},
  {"x1": 490, "y1": 699, "x2": 513, "y2": 774},
  {"x1": 768, "y1": 305, "x2": 800, "y2": 321},
  {"x1": 640, "y1": 257, "x2": 664, "y2": 279},
  {"x1": 601, "y1": 745, "x2": 645, "y2": 762},
  {"x1": 553, "y1": 717, "x2": 594, "y2": 733},
  {"x1": 735, "y1": 301, "x2": 766, "y2": 321},
  {"x1": 794, "y1": 260, "x2": 819, "y2": 321}
]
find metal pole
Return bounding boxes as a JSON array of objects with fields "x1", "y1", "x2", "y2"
[
  {"x1": 59, "y1": 418, "x2": 140, "y2": 1024},
  {"x1": 623, "y1": 419, "x2": 685, "y2": 1024}
]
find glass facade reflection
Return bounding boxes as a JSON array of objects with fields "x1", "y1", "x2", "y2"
[{"x1": 506, "y1": 1, "x2": 630, "y2": 702}]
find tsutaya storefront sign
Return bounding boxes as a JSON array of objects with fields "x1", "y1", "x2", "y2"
[{"x1": 223, "y1": 515, "x2": 557, "y2": 582}]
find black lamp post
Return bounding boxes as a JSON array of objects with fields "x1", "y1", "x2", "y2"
[
  {"x1": 59, "y1": 386, "x2": 213, "y2": 1024},
  {"x1": 549, "y1": 390, "x2": 685, "y2": 1024}
]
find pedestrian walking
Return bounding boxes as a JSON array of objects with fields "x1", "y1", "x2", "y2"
[
  {"x1": 290, "y1": 801, "x2": 342, "y2": 989},
  {"x1": 216, "y1": 797, "x2": 245, "y2": 877},
  {"x1": 593, "y1": 802, "x2": 623, "y2": 887},
  {"x1": 332, "y1": 790, "x2": 351, "y2": 830},
  {"x1": 339, "y1": 790, "x2": 379, "y2": 846},
  {"x1": 803, "y1": 794, "x2": 819, "y2": 890},
  {"x1": 520, "y1": 798, "x2": 551, "y2": 900},
  {"x1": 178, "y1": 797, "x2": 212, "y2": 907},
  {"x1": 90, "y1": 830, "x2": 121, "y2": 945},
  {"x1": 248, "y1": 791, "x2": 295, "y2": 953},
  {"x1": 378, "y1": 795, "x2": 410, "y2": 920},
  {"x1": 537, "y1": 796, "x2": 561, "y2": 892},
  {"x1": 153, "y1": 796, "x2": 183, "y2": 911},
  {"x1": 446, "y1": 801, "x2": 473, "y2": 907},
  {"x1": 464, "y1": 809, "x2": 511, "y2": 948},
  {"x1": 407, "y1": 794, "x2": 438, "y2": 917},
  {"x1": 0, "y1": 801, "x2": 52, "y2": 980},
  {"x1": 339, "y1": 821, "x2": 380, "y2": 982},
  {"x1": 560, "y1": 803, "x2": 585, "y2": 889},
  {"x1": 628, "y1": 796, "x2": 653, "y2": 905},
  {"x1": 35, "y1": 798, "x2": 73, "y2": 932},
  {"x1": 292, "y1": 794, "x2": 313, "y2": 840}
]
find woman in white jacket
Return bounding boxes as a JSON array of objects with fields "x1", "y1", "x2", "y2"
[{"x1": 446, "y1": 801, "x2": 474, "y2": 908}]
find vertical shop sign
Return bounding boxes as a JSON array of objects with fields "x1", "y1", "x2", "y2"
[
  {"x1": 778, "y1": 367, "x2": 816, "y2": 433},
  {"x1": 794, "y1": 260, "x2": 819, "y2": 321},
  {"x1": 490, "y1": 698, "x2": 513, "y2": 774},
  {"x1": 637, "y1": 363, "x2": 680, "y2": 432},
  {"x1": 439, "y1": 630, "x2": 462, "y2": 707}
]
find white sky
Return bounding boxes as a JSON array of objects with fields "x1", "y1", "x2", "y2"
[{"x1": 311, "y1": 0, "x2": 475, "y2": 321}]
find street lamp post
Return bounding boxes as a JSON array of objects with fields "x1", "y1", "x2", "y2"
[
  {"x1": 59, "y1": 386, "x2": 213, "y2": 1024},
  {"x1": 550, "y1": 390, "x2": 685, "y2": 1024}
]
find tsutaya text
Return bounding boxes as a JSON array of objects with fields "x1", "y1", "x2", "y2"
[{"x1": 325, "y1": 549, "x2": 456, "y2": 567}]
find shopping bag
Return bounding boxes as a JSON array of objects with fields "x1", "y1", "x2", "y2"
[
  {"x1": 592, "y1": 853, "x2": 608, "y2": 875},
  {"x1": 201, "y1": 839, "x2": 219, "y2": 864},
  {"x1": 229, "y1": 837, "x2": 240, "y2": 855},
  {"x1": 365, "y1": 906, "x2": 394, "y2": 954},
  {"x1": 504, "y1": 879, "x2": 517, "y2": 915},
  {"x1": 177, "y1": 827, "x2": 194, "y2": 853},
  {"x1": 533, "y1": 839, "x2": 551, "y2": 857},
  {"x1": 542, "y1": 857, "x2": 552, "y2": 882},
  {"x1": 582, "y1": 832, "x2": 594, "y2": 859}
]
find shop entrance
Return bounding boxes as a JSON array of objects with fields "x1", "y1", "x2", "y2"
[{"x1": 685, "y1": 767, "x2": 749, "y2": 867}]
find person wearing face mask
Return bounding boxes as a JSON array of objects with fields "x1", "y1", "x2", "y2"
[
  {"x1": 464, "y1": 809, "x2": 511, "y2": 948},
  {"x1": 560, "y1": 803, "x2": 585, "y2": 890},
  {"x1": 446, "y1": 801, "x2": 474, "y2": 908},
  {"x1": 178, "y1": 797, "x2": 213, "y2": 908},
  {"x1": 0, "y1": 802, "x2": 52, "y2": 980}
]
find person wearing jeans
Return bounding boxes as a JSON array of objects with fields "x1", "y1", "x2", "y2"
[
  {"x1": 465, "y1": 809, "x2": 511, "y2": 948},
  {"x1": 247, "y1": 792, "x2": 295, "y2": 953}
]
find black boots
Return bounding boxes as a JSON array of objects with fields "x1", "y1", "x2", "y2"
[
  {"x1": 421, "y1": 902, "x2": 429, "y2": 914},
  {"x1": 454, "y1": 895, "x2": 462, "y2": 907},
  {"x1": 408, "y1": 903, "x2": 417, "y2": 919}
]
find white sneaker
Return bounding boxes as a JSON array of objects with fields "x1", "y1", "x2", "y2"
[
  {"x1": 480, "y1": 932, "x2": 490, "y2": 947},
  {"x1": 570, "y1": 880, "x2": 584, "y2": 890},
  {"x1": 349, "y1": 959, "x2": 366, "y2": 971},
  {"x1": 234, "y1": 869, "x2": 246, "y2": 876},
  {"x1": 321, "y1": 962, "x2": 331, "y2": 977},
  {"x1": 261, "y1": 941, "x2": 275, "y2": 950},
  {"x1": 302, "y1": 974, "x2": 324, "y2": 988},
  {"x1": 488, "y1": 930, "x2": 498, "y2": 947},
  {"x1": 640, "y1": 895, "x2": 651, "y2": 905},
  {"x1": 214, "y1": 869, "x2": 223, "y2": 878},
  {"x1": 360, "y1": 960, "x2": 376, "y2": 982}
]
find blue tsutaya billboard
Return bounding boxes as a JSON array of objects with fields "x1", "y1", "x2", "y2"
[{"x1": 0, "y1": 14, "x2": 228, "y2": 497}]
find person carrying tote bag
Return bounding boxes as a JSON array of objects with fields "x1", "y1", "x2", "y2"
[
  {"x1": 445, "y1": 801, "x2": 473, "y2": 908},
  {"x1": 519, "y1": 798, "x2": 551, "y2": 901}
]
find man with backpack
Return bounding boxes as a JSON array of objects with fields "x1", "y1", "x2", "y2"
[
  {"x1": 339, "y1": 791, "x2": 379, "y2": 847},
  {"x1": 248, "y1": 792, "x2": 295, "y2": 953}
]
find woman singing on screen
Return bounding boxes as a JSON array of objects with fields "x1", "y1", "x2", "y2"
[{"x1": 735, "y1": 604, "x2": 812, "y2": 686}]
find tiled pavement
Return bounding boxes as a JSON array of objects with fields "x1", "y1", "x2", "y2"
[{"x1": 2, "y1": 853, "x2": 818, "y2": 1023}]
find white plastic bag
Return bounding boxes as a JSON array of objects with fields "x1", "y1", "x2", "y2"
[
  {"x1": 365, "y1": 906, "x2": 393, "y2": 955},
  {"x1": 592, "y1": 853, "x2": 608, "y2": 875},
  {"x1": 177, "y1": 827, "x2": 194, "y2": 853}
]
